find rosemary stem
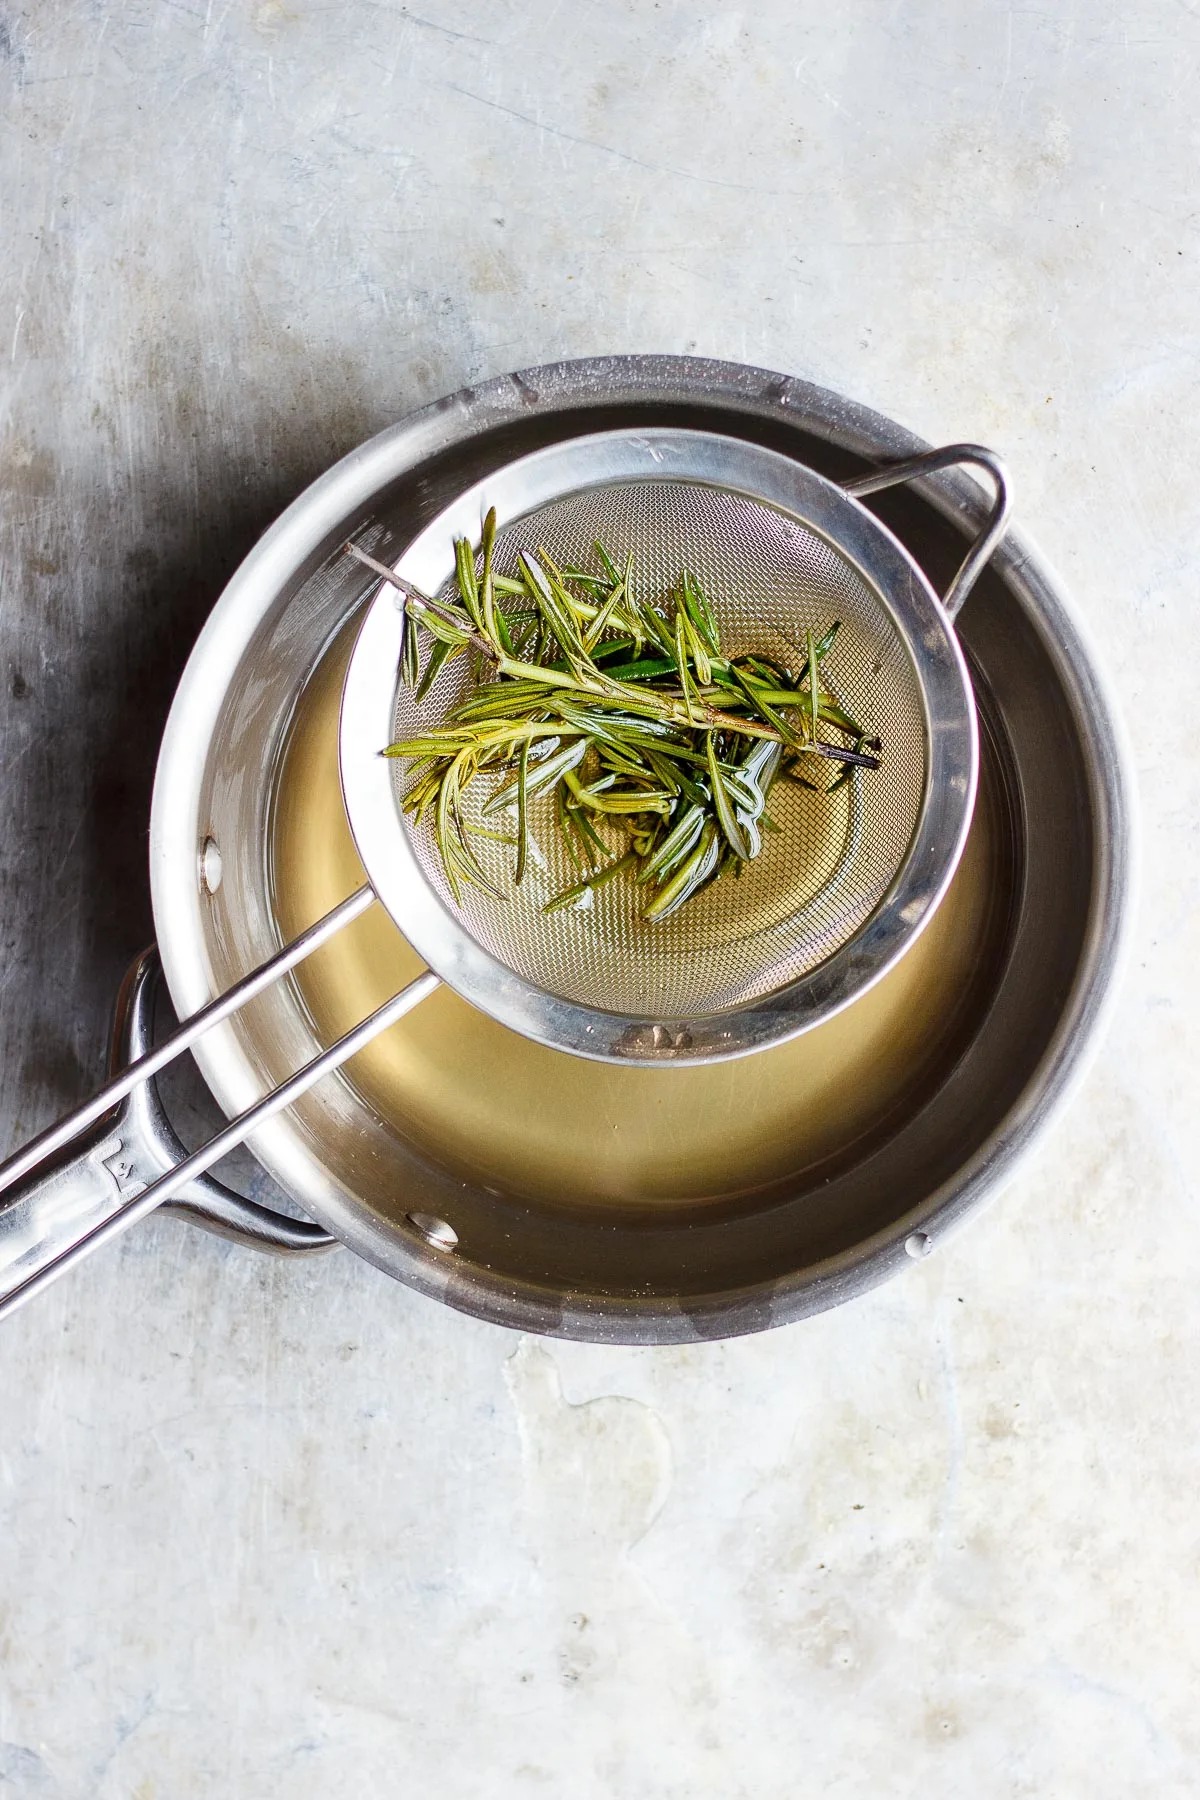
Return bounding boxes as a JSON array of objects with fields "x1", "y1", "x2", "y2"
[
  {"x1": 349, "y1": 543, "x2": 874, "y2": 765},
  {"x1": 345, "y1": 542, "x2": 498, "y2": 663}
]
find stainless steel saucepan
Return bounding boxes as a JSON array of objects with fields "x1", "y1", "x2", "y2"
[{"x1": 0, "y1": 358, "x2": 1134, "y2": 1342}]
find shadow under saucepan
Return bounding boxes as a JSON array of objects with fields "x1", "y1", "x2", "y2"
[{"x1": 0, "y1": 373, "x2": 443, "y2": 1191}]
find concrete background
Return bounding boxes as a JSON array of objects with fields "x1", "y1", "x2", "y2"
[{"x1": 1, "y1": 3, "x2": 1197, "y2": 1796}]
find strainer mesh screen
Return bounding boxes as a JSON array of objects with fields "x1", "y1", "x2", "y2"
[{"x1": 390, "y1": 480, "x2": 926, "y2": 1016}]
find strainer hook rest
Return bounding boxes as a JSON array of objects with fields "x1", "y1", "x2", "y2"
[{"x1": 841, "y1": 442, "x2": 1011, "y2": 618}]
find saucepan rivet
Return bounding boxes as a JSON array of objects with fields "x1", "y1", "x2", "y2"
[
  {"x1": 406, "y1": 1212, "x2": 458, "y2": 1253},
  {"x1": 199, "y1": 836, "x2": 223, "y2": 896},
  {"x1": 904, "y1": 1231, "x2": 932, "y2": 1260}
]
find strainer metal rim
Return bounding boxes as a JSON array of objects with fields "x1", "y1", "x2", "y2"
[{"x1": 339, "y1": 428, "x2": 977, "y2": 1064}]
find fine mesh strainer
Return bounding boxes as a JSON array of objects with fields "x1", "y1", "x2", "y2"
[
  {"x1": 382, "y1": 468, "x2": 925, "y2": 1020},
  {"x1": 0, "y1": 426, "x2": 1008, "y2": 1320},
  {"x1": 342, "y1": 428, "x2": 1007, "y2": 1060}
]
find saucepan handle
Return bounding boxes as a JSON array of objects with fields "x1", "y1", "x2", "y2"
[
  {"x1": 841, "y1": 443, "x2": 1011, "y2": 619},
  {"x1": 0, "y1": 916, "x2": 439, "y2": 1324},
  {"x1": 116, "y1": 949, "x2": 339, "y2": 1253},
  {"x1": 0, "y1": 948, "x2": 338, "y2": 1317}
]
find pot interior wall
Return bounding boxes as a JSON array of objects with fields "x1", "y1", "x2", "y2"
[{"x1": 189, "y1": 394, "x2": 1095, "y2": 1325}]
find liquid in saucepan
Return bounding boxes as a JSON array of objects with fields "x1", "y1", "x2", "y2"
[{"x1": 269, "y1": 620, "x2": 1004, "y2": 1212}]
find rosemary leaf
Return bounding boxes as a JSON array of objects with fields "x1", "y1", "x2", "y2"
[
  {"x1": 545, "y1": 850, "x2": 638, "y2": 914},
  {"x1": 706, "y1": 735, "x2": 754, "y2": 861},
  {"x1": 515, "y1": 738, "x2": 530, "y2": 884}
]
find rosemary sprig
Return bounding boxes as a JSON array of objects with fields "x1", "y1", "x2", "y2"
[{"x1": 347, "y1": 523, "x2": 881, "y2": 921}]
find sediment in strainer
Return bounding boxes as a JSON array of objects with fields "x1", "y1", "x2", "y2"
[{"x1": 390, "y1": 477, "x2": 927, "y2": 1018}]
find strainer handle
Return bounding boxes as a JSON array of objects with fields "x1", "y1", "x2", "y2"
[{"x1": 842, "y1": 443, "x2": 1011, "y2": 619}]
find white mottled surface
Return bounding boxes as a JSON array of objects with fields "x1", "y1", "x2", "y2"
[{"x1": 1, "y1": 4, "x2": 1196, "y2": 1795}]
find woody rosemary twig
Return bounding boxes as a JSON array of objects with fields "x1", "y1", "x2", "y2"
[{"x1": 346, "y1": 520, "x2": 881, "y2": 920}]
